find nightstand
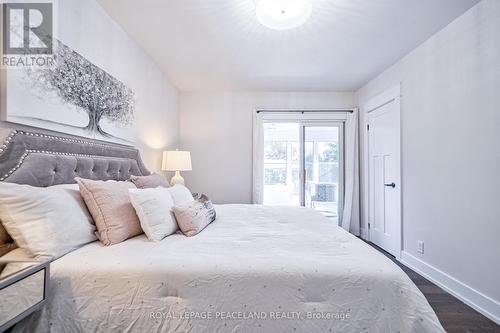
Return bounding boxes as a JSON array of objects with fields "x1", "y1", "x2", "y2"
[{"x1": 0, "y1": 259, "x2": 50, "y2": 333}]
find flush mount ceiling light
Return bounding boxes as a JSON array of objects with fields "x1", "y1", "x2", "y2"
[{"x1": 255, "y1": 0, "x2": 313, "y2": 31}]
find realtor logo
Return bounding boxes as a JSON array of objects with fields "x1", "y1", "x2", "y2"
[{"x1": 2, "y1": 2, "x2": 53, "y2": 55}]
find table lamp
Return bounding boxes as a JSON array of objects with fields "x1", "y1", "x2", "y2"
[{"x1": 162, "y1": 150, "x2": 192, "y2": 186}]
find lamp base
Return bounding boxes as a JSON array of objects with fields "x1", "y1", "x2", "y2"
[{"x1": 170, "y1": 170, "x2": 185, "y2": 186}]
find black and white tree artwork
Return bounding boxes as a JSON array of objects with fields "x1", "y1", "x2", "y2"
[{"x1": 26, "y1": 40, "x2": 135, "y2": 138}]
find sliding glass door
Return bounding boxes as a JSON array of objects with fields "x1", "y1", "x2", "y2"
[
  {"x1": 303, "y1": 125, "x2": 343, "y2": 219},
  {"x1": 263, "y1": 121, "x2": 344, "y2": 221}
]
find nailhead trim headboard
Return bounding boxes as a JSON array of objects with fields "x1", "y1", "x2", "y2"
[{"x1": 0, "y1": 128, "x2": 150, "y2": 187}]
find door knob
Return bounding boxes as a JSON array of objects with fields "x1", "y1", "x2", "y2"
[{"x1": 384, "y1": 182, "x2": 396, "y2": 188}]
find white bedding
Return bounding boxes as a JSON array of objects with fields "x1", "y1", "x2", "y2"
[{"x1": 14, "y1": 204, "x2": 444, "y2": 333}]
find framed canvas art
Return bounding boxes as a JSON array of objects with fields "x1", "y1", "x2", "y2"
[{"x1": 1, "y1": 39, "x2": 136, "y2": 144}]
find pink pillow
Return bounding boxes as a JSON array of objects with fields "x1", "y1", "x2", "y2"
[
  {"x1": 129, "y1": 173, "x2": 169, "y2": 189},
  {"x1": 75, "y1": 178, "x2": 142, "y2": 245}
]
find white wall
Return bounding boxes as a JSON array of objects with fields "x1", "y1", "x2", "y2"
[
  {"x1": 357, "y1": 0, "x2": 500, "y2": 322},
  {"x1": 179, "y1": 92, "x2": 356, "y2": 204},
  {"x1": 1, "y1": 0, "x2": 179, "y2": 172},
  {"x1": 60, "y1": 0, "x2": 180, "y2": 171}
]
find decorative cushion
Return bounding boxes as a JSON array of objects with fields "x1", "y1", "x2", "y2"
[
  {"x1": 0, "y1": 183, "x2": 97, "y2": 259},
  {"x1": 75, "y1": 178, "x2": 142, "y2": 246},
  {"x1": 129, "y1": 187, "x2": 177, "y2": 241},
  {"x1": 173, "y1": 194, "x2": 216, "y2": 237},
  {"x1": 129, "y1": 173, "x2": 169, "y2": 189},
  {"x1": 168, "y1": 184, "x2": 195, "y2": 205}
]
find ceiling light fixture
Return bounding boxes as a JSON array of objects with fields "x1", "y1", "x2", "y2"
[{"x1": 255, "y1": 0, "x2": 313, "y2": 31}]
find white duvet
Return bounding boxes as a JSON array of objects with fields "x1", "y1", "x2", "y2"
[{"x1": 14, "y1": 204, "x2": 444, "y2": 333}]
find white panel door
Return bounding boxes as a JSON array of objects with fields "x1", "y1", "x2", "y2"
[{"x1": 368, "y1": 95, "x2": 401, "y2": 258}]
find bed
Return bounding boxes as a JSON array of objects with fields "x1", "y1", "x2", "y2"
[{"x1": 0, "y1": 128, "x2": 444, "y2": 332}]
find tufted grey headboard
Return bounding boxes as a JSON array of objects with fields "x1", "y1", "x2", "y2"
[{"x1": 0, "y1": 128, "x2": 150, "y2": 187}]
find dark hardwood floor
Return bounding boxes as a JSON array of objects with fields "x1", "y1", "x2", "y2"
[{"x1": 369, "y1": 242, "x2": 500, "y2": 333}]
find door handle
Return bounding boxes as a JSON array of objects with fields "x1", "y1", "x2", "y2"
[{"x1": 384, "y1": 182, "x2": 396, "y2": 188}]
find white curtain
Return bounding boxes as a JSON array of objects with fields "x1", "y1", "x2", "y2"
[
  {"x1": 252, "y1": 112, "x2": 264, "y2": 204},
  {"x1": 341, "y1": 109, "x2": 360, "y2": 235}
]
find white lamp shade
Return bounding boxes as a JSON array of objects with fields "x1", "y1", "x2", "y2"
[{"x1": 162, "y1": 150, "x2": 192, "y2": 171}]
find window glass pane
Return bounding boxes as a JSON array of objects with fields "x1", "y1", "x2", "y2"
[
  {"x1": 304, "y1": 126, "x2": 340, "y2": 219},
  {"x1": 263, "y1": 123, "x2": 300, "y2": 206},
  {"x1": 265, "y1": 168, "x2": 286, "y2": 185},
  {"x1": 318, "y1": 163, "x2": 338, "y2": 183},
  {"x1": 264, "y1": 141, "x2": 286, "y2": 161},
  {"x1": 318, "y1": 142, "x2": 338, "y2": 162}
]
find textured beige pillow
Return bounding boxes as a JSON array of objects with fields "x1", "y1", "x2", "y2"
[
  {"x1": 129, "y1": 173, "x2": 169, "y2": 189},
  {"x1": 173, "y1": 194, "x2": 216, "y2": 237},
  {"x1": 75, "y1": 178, "x2": 142, "y2": 245}
]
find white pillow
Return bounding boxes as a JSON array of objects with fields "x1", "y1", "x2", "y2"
[
  {"x1": 168, "y1": 184, "x2": 194, "y2": 205},
  {"x1": 128, "y1": 187, "x2": 177, "y2": 241},
  {"x1": 0, "y1": 183, "x2": 97, "y2": 260}
]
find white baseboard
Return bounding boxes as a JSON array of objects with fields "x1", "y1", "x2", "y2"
[{"x1": 401, "y1": 251, "x2": 500, "y2": 325}]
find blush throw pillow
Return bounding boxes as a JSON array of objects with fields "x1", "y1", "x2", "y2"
[
  {"x1": 173, "y1": 194, "x2": 216, "y2": 237},
  {"x1": 0, "y1": 183, "x2": 96, "y2": 259},
  {"x1": 168, "y1": 184, "x2": 195, "y2": 205},
  {"x1": 129, "y1": 173, "x2": 169, "y2": 189},
  {"x1": 129, "y1": 187, "x2": 177, "y2": 241},
  {"x1": 75, "y1": 178, "x2": 142, "y2": 246}
]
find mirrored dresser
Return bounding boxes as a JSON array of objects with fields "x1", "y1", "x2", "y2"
[{"x1": 0, "y1": 259, "x2": 50, "y2": 333}]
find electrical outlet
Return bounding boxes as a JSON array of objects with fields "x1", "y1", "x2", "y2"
[{"x1": 417, "y1": 240, "x2": 424, "y2": 254}]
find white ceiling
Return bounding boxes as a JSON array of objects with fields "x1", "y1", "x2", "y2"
[{"x1": 97, "y1": 0, "x2": 479, "y2": 92}]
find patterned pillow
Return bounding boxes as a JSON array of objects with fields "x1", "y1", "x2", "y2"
[
  {"x1": 129, "y1": 173, "x2": 169, "y2": 189},
  {"x1": 172, "y1": 194, "x2": 216, "y2": 237}
]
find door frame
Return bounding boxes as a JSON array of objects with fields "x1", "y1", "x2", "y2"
[{"x1": 363, "y1": 84, "x2": 402, "y2": 260}]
